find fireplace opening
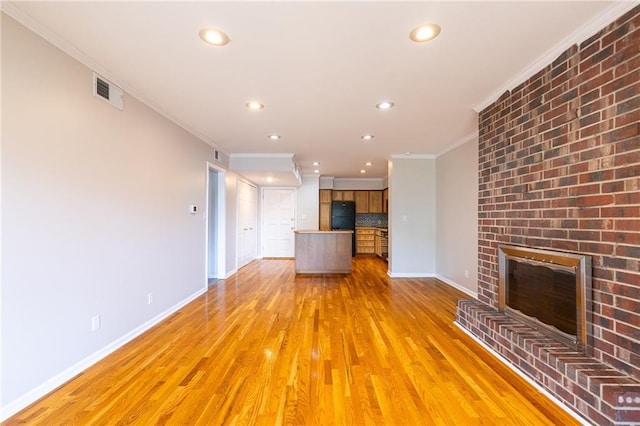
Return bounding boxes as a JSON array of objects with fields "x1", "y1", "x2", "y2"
[{"x1": 498, "y1": 245, "x2": 592, "y2": 353}]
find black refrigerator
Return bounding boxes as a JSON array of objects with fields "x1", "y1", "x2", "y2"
[{"x1": 331, "y1": 201, "x2": 356, "y2": 256}]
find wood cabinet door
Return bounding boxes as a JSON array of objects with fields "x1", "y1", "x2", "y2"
[
  {"x1": 319, "y1": 189, "x2": 332, "y2": 203},
  {"x1": 369, "y1": 191, "x2": 383, "y2": 213},
  {"x1": 319, "y1": 202, "x2": 331, "y2": 230},
  {"x1": 332, "y1": 191, "x2": 343, "y2": 201},
  {"x1": 354, "y1": 191, "x2": 369, "y2": 213},
  {"x1": 383, "y1": 188, "x2": 388, "y2": 213},
  {"x1": 342, "y1": 191, "x2": 355, "y2": 201}
]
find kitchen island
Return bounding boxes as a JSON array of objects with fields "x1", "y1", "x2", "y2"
[{"x1": 294, "y1": 230, "x2": 353, "y2": 274}]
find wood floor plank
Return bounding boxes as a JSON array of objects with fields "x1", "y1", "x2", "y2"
[{"x1": 5, "y1": 257, "x2": 581, "y2": 425}]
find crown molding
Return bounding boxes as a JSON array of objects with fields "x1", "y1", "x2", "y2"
[
  {"x1": 390, "y1": 154, "x2": 436, "y2": 160},
  {"x1": 436, "y1": 131, "x2": 479, "y2": 158},
  {"x1": 473, "y1": 1, "x2": 639, "y2": 113}
]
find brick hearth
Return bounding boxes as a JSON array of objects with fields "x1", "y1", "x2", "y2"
[{"x1": 457, "y1": 5, "x2": 640, "y2": 425}]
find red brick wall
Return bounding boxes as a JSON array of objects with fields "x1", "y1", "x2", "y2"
[{"x1": 478, "y1": 5, "x2": 640, "y2": 380}]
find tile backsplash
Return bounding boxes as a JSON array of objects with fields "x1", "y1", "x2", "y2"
[{"x1": 356, "y1": 213, "x2": 387, "y2": 228}]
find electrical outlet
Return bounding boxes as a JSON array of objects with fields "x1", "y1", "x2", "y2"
[
  {"x1": 464, "y1": 270, "x2": 469, "y2": 278},
  {"x1": 91, "y1": 314, "x2": 101, "y2": 332},
  {"x1": 147, "y1": 293, "x2": 153, "y2": 305}
]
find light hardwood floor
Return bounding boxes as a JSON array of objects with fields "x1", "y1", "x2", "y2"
[{"x1": 5, "y1": 257, "x2": 580, "y2": 425}]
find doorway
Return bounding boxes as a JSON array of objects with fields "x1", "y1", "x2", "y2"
[
  {"x1": 262, "y1": 188, "x2": 296, "y2": 258},
  {"x1": 206, "y1": 162, "x2": 226, "y2": 286}
]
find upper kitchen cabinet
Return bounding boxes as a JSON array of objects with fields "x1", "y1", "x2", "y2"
[
  {"x1": 354, "y1": 191, "x2": 369, "y2": 213},
  {"x1": 368, "y1": 191, "x2": 383, "y2": 213},
  {"x1": 332, "y1": 190, "x2": 355, "y2": 201},
  {"x1": 320, "y1": 189, "x2": 332, "y2": 203},
  {"x1": 319, "y1": 189, "x2": 332, "y2": 230},
  {"x1": 383, "y1": 188, "x2": 388, "y2": 213}
]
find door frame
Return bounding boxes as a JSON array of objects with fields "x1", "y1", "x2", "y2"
[{"x1": 205, "y1": 162, "x2": 227, "y2": 286}]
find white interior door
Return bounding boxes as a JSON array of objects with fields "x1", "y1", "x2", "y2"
[
  {"x1": 237, "y1": 180, "x2": 258, "y2": 268},
  {"x1": 262, "y1": 188, "x2": 296, "y2": 258}
]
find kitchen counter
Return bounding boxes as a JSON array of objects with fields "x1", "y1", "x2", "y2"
[{"x1": 294, "y1": 230, "x2": 353, "y2": 274}]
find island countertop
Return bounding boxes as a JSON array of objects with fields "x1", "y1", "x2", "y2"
[{"x1": 294, "y1": 230, "x2": 353, "y2": 274}]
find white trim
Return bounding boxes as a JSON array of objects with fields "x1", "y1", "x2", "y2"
[
  {"x1": 0, "y1": 288, "x2": 206, "y2": 421},
  {"x1": 224, "y1": 268, "x2": 238, "y2": 279},
  {"x1": 229, "y1": 153, "x2": 295, "y2": 160},
  {"x1": 387, "y1": 271, "x2": 436, "y2": 278},
  {"x1": 205, "y1": 162, "x2": 227, "y2": 282},
  {"x1": 389, "y1": 154, "x2": 435, "y2": 160},
  {"x1": 435, "y1": 274, "x2": 478, "y2": 299},
  {"x1": 436, "y1": 132, "x2": 479, "y2": 158},
  {"x1": 473, "y1": 2, "x2": 639, "y2": 113},
  {"x1": 454, "y1": 322, "x2": 590, "y2": 426}
]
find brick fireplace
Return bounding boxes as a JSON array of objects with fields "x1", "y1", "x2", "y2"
[{"x1": 456, "y1": 5, "x2": 640, "y2": 425}]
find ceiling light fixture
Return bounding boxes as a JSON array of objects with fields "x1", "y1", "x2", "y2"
[
  {"x1": 410, "y1": 23, "x2": 441, "y2": 43},
  {"x1": 245, "y1": 101, "x2": 264, "y2": 111},
  {"x1": 266, "y1": 176, "x2": 274, "y2": 183},
  {"x1": 376, "y1": 101, "x2": 394, "y2": 110},
  {"x1": 268, "y1": 134, "x2": 280, "y2": 140},
  {"x1": 360, "y1": 169, "x2": 366, "y2": 174},
  {"x1": 199, "y1": 28, "x2": 230, "y2": 46},
  {"x1": 312, "y1": 162, "x2": 319, "y2": 166},
  {"x1": 365, "y1": 162, "x2": 373, "y2": 166},
  {"x1": 314, "y1": 169, "x2": 320, "y2": 174},
  {"x1": 361, "y1": 134, "x2": 374, "y2": 140}
]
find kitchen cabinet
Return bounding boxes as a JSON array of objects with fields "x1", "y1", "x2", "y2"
[
  {"x1": 369, "y1": 191, "x2": 383, "y2": 213},
  {"x1": 374, "y1": 229, "x2": 388, "y2": 260},
  {"x1": 356, "y1": 228, "x2": 375, "y2": 254},
  {"x1": 383, "y1": 188, "x2": 388, "y2": 213},
  {"x1": 319, "y1": 189, "x2": 332, "y2": 230},
  {"x1": 332, "y1": 190, "x2": 354, "y2": 201},
  {"x1": 354, "y1": 191, "x2": 369, "y2": 213}
]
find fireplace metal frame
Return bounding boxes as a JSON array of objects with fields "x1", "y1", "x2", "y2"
[{"x1": 498, "y1": 244, "x2": 592, "y2": 354}]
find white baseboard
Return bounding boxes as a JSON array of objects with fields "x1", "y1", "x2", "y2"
[
  {"x1": 224, "y1": 268, "x2": 237, "y2": 279},
  {"x1": 435, "y1": 274, "x2": 478, "y2": 298},
  {"x1": 387, "y1": 271, "x2": 435, "y2": 278},
  {"x1": 0, "y1": 288, "x2": 206, "y2": 421},
  {"x1": 453, "y1": 322, "x2": 589, "y2": 426}
]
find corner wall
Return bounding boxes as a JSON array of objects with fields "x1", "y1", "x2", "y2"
[
  {"x1": 388, "y1": 157, "x2": 436, "y2": 276},
  {"x1": 436, "y1": 139, "x2": 479, "y2": 296}
]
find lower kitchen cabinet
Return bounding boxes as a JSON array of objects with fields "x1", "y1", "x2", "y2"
[
  {"x1": 356, "y1": 228, "x2": 375, "y2": 254},
  {"x1": 374, "y1": 229, "x2": 388, "y2": 260}
]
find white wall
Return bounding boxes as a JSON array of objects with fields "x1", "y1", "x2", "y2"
[
  {"x1": 388, "y1": 157, "x2": 436, "y2": 276},
  {"x1": 1, "y1": 14, "x2": 221, "y2": 414},
  {"x1": 296, "y1": 175, "x2": 320, "y2": 230},
  {"x1": 435, "y1": 138, "x2": 479, "y2": 297}
]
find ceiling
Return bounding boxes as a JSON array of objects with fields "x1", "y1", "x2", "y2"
[{"x1": 3, "y1": 1, "x2": 631, "y2": 185}]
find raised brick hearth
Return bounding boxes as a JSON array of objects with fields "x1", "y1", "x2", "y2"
[{"x1": 456, "y1": 5, "x2": 640, "y2": 425}]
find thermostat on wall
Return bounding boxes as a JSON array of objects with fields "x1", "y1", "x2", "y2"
[{"x1": 189, "y1": 205, "x2": 198, "y2": 214}]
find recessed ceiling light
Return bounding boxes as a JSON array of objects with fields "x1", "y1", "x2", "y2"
[
  {"x1": 314, "y1": 169, "x2": 320, "y2": 174},
  {"x1": 376, "y1": 101, "x2": 394, "y2": 110},
  {"x1": 312, "y1": 162, "x2": 320, "y2": 166},
  {"x1": 268, "y1": 134, "x2": 280, "y2": 140},
  {"x1": 199, "y1": 28, "x2": 230, "y2": 46},
  {"x1": 410, "y1": 23, "x2": 441, "y2": 43},
  {"x1": 246, "y1": 101, "x2": 264, "y2": 110},
  {"x1": 361, "y1": 134, "x2": 374, "y2": 140},
  {"x1": 266, "y1": 176, "x2": 274, "y2": 183},
  {"x1": 360, "y1": 169, "x2": 366, "y2": 174},
  {"x1": 365, "y1": 162, "x2": 373, "y2": 166}
]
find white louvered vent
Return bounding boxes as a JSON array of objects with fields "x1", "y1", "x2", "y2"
[{"x1": 93, "y1": 72, "x2": 123, "y2": 111}]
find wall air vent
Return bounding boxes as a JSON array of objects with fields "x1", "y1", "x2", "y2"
[{"x1": 93, "y1": 72, "x2": 123, "y2": 111}]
